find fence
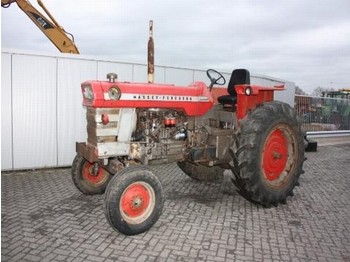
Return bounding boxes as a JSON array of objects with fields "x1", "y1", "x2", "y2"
[{"x1": 295, "y1": 95, "x2": 350, "y2": 132}]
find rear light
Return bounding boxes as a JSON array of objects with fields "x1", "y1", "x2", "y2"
[
  {"x1": 82, "y1": 84, "x2": 94, "y2": 100},
  {"x1": 245, "y1": 86, "x2": 252, "y2": 96}
]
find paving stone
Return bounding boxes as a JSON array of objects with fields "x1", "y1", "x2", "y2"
[{"x1": 1, "y1": 143, "x2": 350, "y2": 261}]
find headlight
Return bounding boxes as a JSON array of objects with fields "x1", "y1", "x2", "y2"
[
  {"x1": 108, "y1": 86, "x2": 121, "y2": 100},
  {"x1": 82, "y1": 85, "x2": 94, "y2": 100}
]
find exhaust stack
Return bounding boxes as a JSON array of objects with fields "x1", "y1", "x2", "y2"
[{"x1": 148, "y1": 20, "x2": 154, "y2": 83}]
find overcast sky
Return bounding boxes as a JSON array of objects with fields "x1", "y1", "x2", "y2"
[{"x1": 2, "y1": 0, "x2": 350, "y2": 94}]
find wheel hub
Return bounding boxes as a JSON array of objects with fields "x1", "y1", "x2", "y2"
[
  {"x1": 82, "y1": 162, "x2": 106, "y2": 184},
  {"x1": 121, "y1": 183, "x2": 151, "y2": 219},
  {"x1": 132, "y1": 197, "x2": 142, "y2": 208},
  {"x1": 263, "y1": 129, "x2": 288, "y2": 182}
]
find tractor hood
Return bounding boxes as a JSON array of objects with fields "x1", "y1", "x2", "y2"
[{"x1": 81, "y1": 80, "x2": 214, "y2": 116}]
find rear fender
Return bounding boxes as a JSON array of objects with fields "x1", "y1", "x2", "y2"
[{"x1": 236, "y1": 84, "x2": 285, "y2": 120}]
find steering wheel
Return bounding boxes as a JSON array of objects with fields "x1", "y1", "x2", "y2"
[{"x1": 206, "y1": 69, "x2": 226, "y2": 91}]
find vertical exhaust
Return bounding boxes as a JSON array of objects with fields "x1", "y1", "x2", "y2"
[{"x1": 148, "y1": 20, "x2": 154, "y2": 83}]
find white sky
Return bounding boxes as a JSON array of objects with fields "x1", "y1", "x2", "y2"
[{"x1": 2, "y1": 0, "x2": 350, "y2": 94}]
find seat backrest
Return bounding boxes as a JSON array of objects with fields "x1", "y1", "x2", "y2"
[{"x1": 227, "y1": 69, "x2": 250, "y2": 96}]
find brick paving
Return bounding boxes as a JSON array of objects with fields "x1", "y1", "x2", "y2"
[{"x1": 2, "y1": 143, "x2": 350, "y2": 261}]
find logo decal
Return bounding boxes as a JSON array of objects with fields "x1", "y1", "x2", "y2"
[
  {"x1": 132, "y1": 95, "x2": 193, "y2": 101},
  {"x1": 103, "y1": 93, "x2": 209, "y2": 102},
  {"x1": 30, "y1": 12, "x2": 54, "y2": 30}
]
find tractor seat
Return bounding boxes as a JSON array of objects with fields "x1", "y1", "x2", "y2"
[{"x1": 218, "y1": 69, "x2": 250, "y2": 105}]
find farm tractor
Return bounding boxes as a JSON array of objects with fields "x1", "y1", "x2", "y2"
[{"x1": 72, "y1": 69, "x2": 305, "y2": 235}]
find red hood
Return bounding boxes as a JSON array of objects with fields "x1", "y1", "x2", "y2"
[{"x1": 81, "y1": 81, "x2": 214, "y2": 116}]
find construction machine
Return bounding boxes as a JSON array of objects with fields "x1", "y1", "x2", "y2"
[{"x1": 2, "y1": 0, "x2": 79, "y2": 54}]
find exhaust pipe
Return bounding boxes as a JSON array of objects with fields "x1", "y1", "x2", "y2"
[{"x1": 148, "y1": 20, "x2": 154, "y2": 83}]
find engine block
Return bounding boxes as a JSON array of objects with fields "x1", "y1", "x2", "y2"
[{"x1": 131, "y1": 109, "x2": 187, "y2": 164}]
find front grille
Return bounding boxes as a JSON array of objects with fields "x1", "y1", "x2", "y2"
[{"x1": 86, "y1": 108, "x2": 121, "y2": 146}]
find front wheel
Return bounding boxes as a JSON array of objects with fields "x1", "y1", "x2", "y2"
[
  {"x1": 230, "y1": 101, "x2": 305, "y2": 207},
  {"x1": 104, "y1": 166, "x2": 164, "y2": 235},
  {"x1": 71, "y1": 155, "x2": 112, "y2": 195}
]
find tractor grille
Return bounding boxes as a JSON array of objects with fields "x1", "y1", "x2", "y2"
[{"x1": 86, "y1": 108, "x2": 121, "y2": 147}]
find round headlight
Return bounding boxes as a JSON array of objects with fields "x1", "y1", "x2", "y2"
[{"x1": 108, "y1": 86, "x2": 121, "y2": 100}]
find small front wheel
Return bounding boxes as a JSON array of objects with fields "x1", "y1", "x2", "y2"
[
  {"x1": 104, "y1": 166, "x2": 164, "y2": 235},
  {"x1": 71, "y1": 155, "x2": 112, "y2": 195}
]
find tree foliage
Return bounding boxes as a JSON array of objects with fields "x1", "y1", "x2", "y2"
[
  {"x1": 295, "y1": 86, "x2": 307, "y2": 95},
  {"x1": 311, "y1": 86, "x2": 335, "y2": 97}
]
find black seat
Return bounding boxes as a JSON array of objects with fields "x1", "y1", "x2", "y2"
[{"x1": 218, "y1": 69, "x2": 250, "y2": 105}]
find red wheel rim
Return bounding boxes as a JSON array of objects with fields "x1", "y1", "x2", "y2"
[
  {"x1": 82, "y1": 162, "x2": 106, "y2": 185},
  {"x1": 263, "y1": 128, "x2": 288, "y2": 182},
  {"x1": 120, "y1": 182, "x2": 155, "y2": 224}
]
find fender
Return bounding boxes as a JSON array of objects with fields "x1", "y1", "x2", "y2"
[
  {"x1": 235, "y1": 84, "x2": 285, "y2": 120},
  {"x1": 211, "y1": 84, "x2": 285, "y2": 120}
]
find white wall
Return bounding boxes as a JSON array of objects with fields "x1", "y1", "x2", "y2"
[
  {"x1": 1, "y1": 49, "x2": 295, "y2": 170},
  {"x1": 251, "y1": 74, "x2": 295, "y2": 107},
  {"x1": 2, "y1": 53, "x2": 13, "y2": 170}
]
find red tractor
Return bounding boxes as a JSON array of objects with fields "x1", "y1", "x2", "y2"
[{"x1": 72, "y1": 69, "x2": 305, "y2": 235}]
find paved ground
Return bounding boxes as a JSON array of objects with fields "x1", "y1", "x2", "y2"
[{"x1": 2, "y1": 143, "x2": 350, "y2": 262}]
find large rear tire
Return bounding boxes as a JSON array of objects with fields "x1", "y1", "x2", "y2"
[
  {"x1": 71, "y1": 155, "x2": 112, "y2": 195},
  {"x1": 230, "y1": 101, "x2": 305, "y2": 207},
  {"x1": 104, "y1": 166, "x2": 164, "y2": 235},
  {"x1": 177, "y1": 161, "x2": 224, "y2": 182}
]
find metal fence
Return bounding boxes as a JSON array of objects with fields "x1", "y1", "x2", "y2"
[{"x1": 295, "y1": 95, "x2": 350, "y2": 132}]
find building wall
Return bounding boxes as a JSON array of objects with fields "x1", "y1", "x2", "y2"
[{"x1": 1, "y1": 49, "x2": 295, "y2": 170}]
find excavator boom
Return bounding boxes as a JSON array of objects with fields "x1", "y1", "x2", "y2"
[{"x1": 2, "y1": 0, "x2": 79, "y2": 54}]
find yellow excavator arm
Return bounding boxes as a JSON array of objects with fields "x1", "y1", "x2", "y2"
[{"x1": 2, "y1": 0, "x2": 79, "y2": 54}]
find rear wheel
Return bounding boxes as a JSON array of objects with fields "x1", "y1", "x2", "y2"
[
  {"x1": 177, "y1": 161, "x2": 224, "y2": 182},
  {"x1": 71, "y1": 155, "x2": 112, "y2": 195},
  {"x1": 104, "y1": 166, "x2": 164, "y2": 235},
  {"x1": 230, "y1": 101, "x2": 305, "y2": 206}
]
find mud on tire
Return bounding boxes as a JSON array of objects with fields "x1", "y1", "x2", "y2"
[
  {"x1": 230, "y1": 101, "x2": 305, "y2": 207},
  {"x1": 104, "y1": 166, "x2": 164, "y2": 236},
  {"x1": 177, "y1": 161, "x2": 224, "y2": 182}
]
